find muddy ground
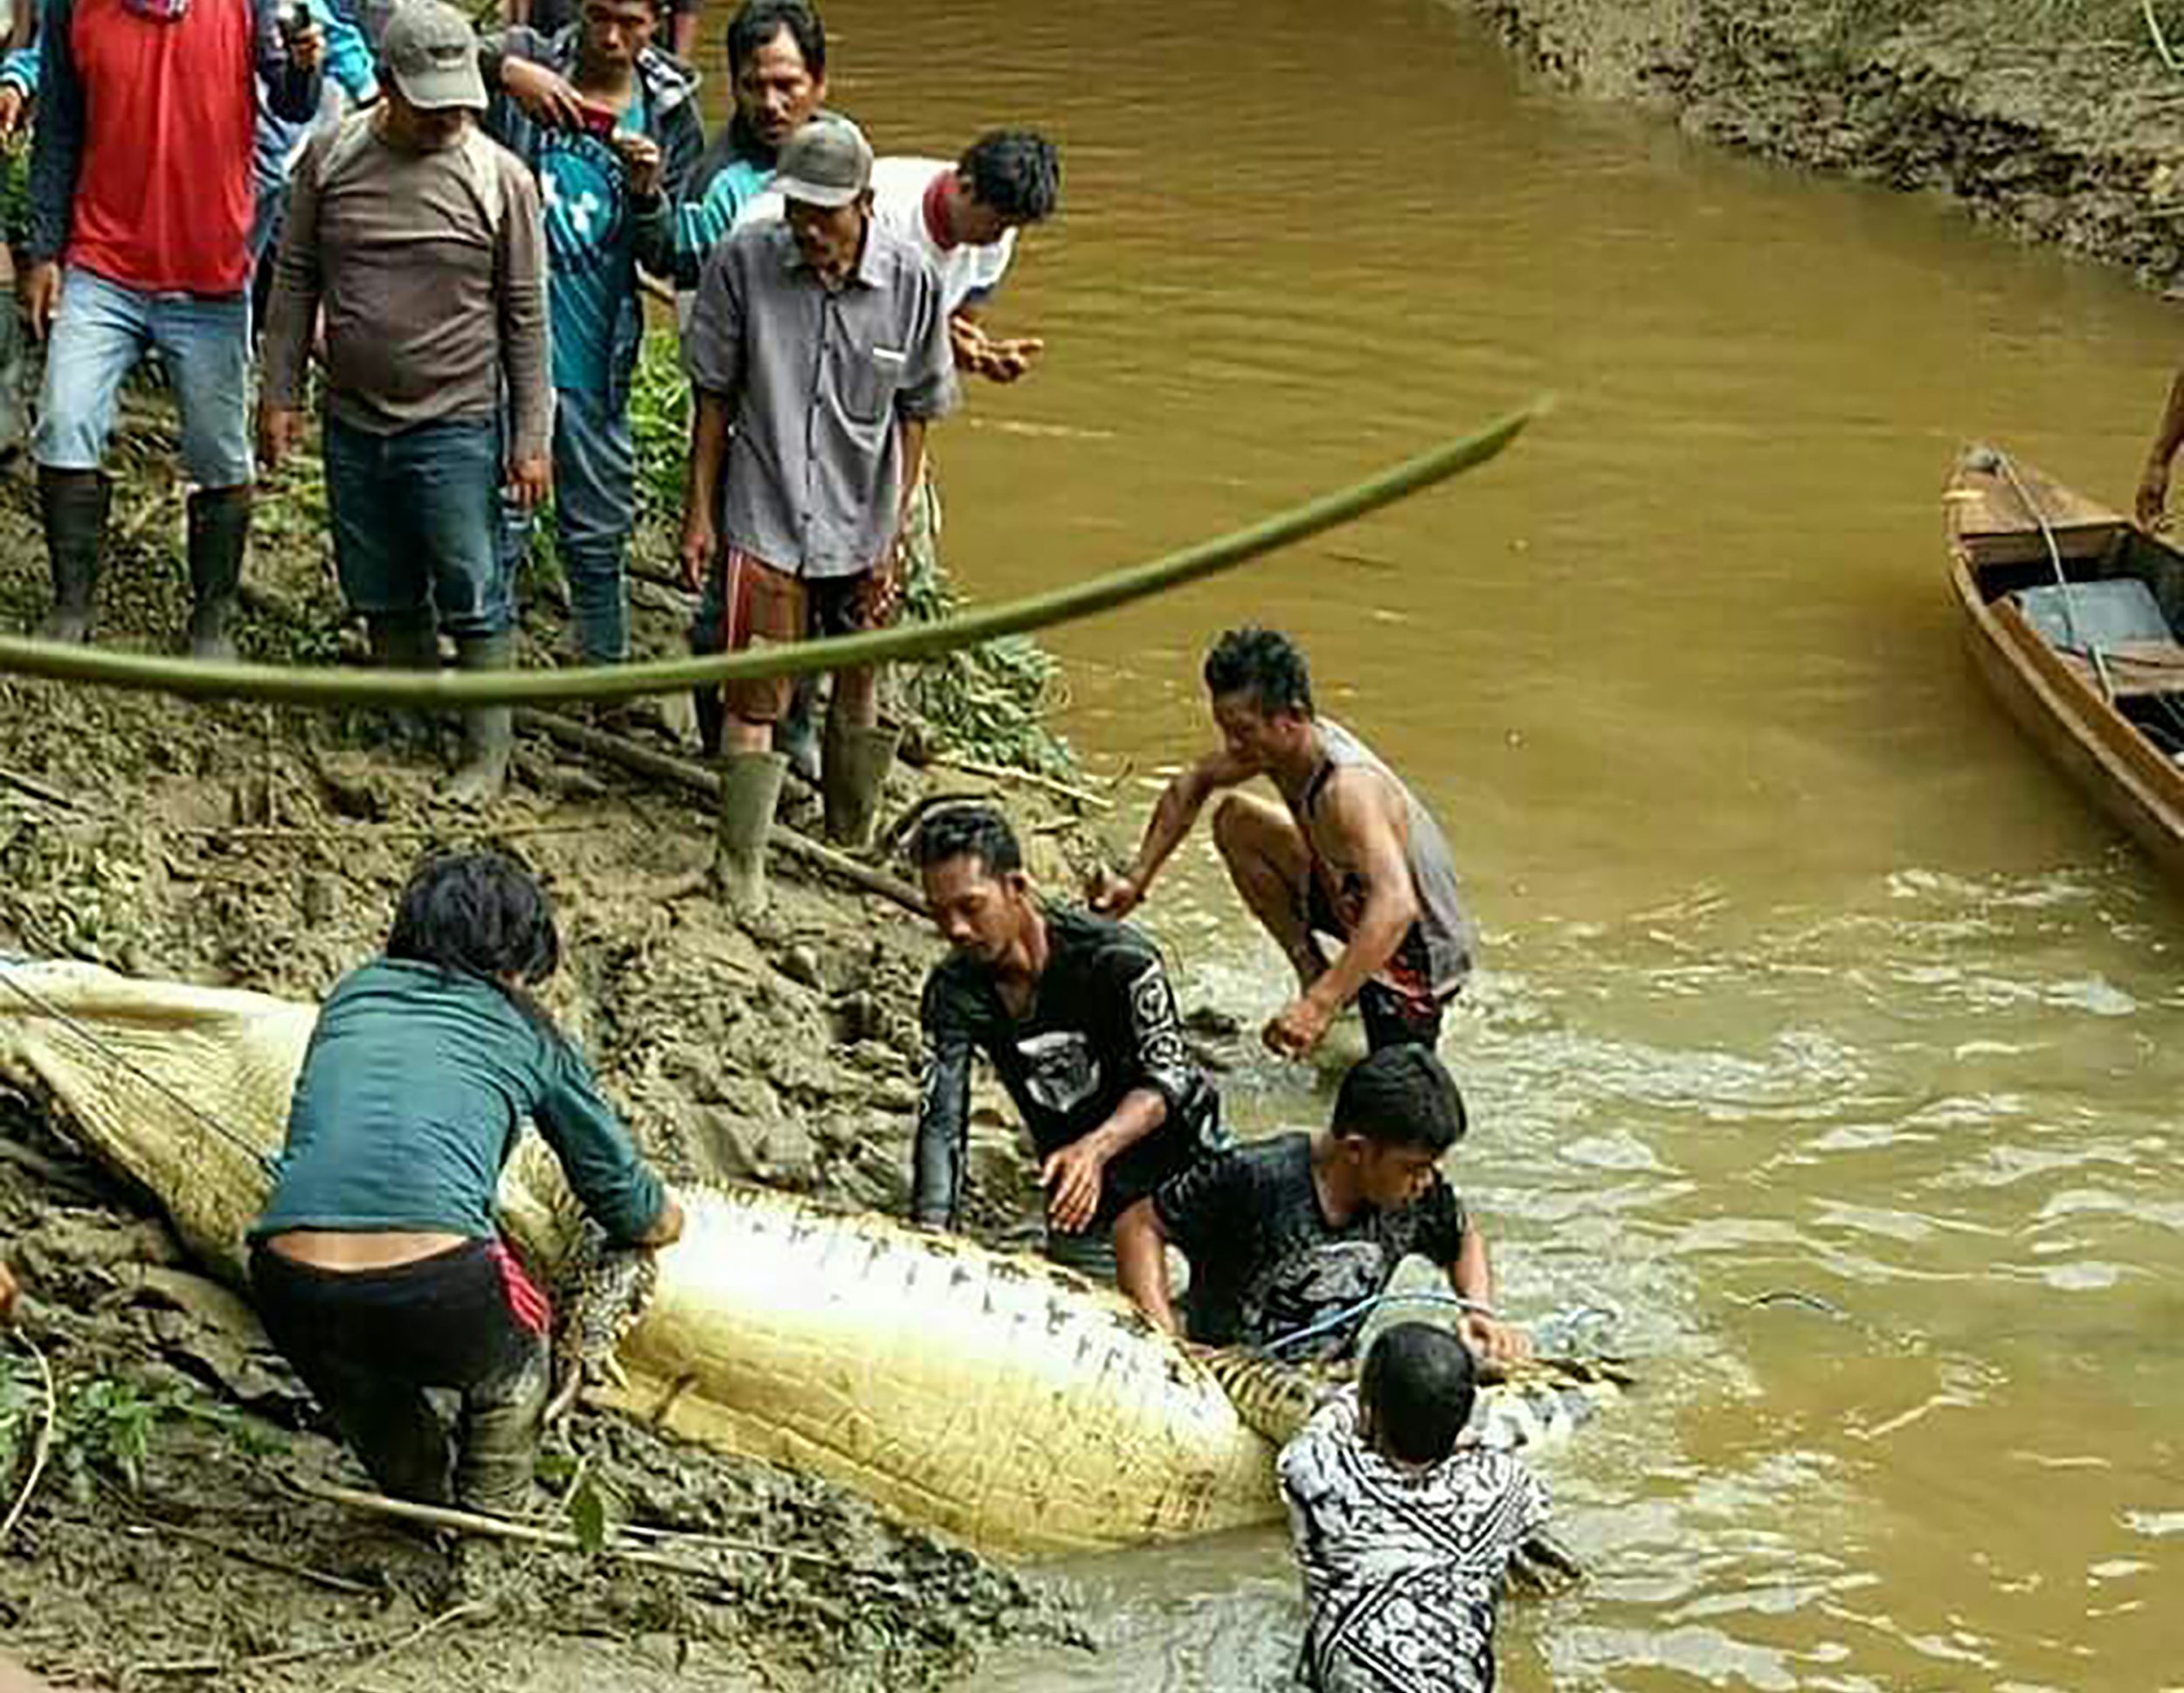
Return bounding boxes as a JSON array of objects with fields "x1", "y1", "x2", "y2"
[
  {"x1": 1463, "y1": 0, "x2": 2184, "y2": 290},
  {"x1": 0, "y1": 400, "x2": 1123, "y2": 1689}
]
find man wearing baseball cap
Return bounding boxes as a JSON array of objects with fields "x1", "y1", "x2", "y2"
[
  {"x1": 261, "y1": 0, "x2": 553, "y2": 805},
  {"x1": 681, "y1": 112, "x2": 957, "y2": 909}
]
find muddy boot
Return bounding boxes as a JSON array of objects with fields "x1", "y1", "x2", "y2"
[
  {"x1": 455, "y1": 1347, "x2": 549, "y2": 1519},
  {"x1": 444, "y1": 632, "x2": 515, "y2": 807},
  {"x1": 820, "y1": 719, "x2": 901, "y2": 851},
  {"x1": 34, "y1": 468, "x2": 109, "y2": 644},
  {"x1": 0, "y1": 302, "x2": 29, "y2": 461},
  {"x1": 365, "y1": 613, "x2": 439, "y2": 752},
  {"x1": 778, "y1": 676, "x2": 823, "y2": 784},
  {"x1": 184, "y1": 487, "x2": 251, "y2": 662},
  {"x1": 715, "y1": 750, "x2": 787, "y2": 915}
]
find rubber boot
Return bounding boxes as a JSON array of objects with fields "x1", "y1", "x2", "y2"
[
  {"x1": 820, "y1": 719, "x2": 901, "y2": 851},
  {"x1": 455, "y1": 1346, "x2": 549, "y2": 1518},
  {"x1": 0, "y1": 301, "x2": 30, "y2": 460},
  {"x1": 445, "y1": 632, "x2": 516, "y2": 806},
  {"x1": 184, "y1": 487, "x2": 252, "y2": 662},
  {"x1": 365, "y1": 612, "x2": 439, "y2": 753},
  {"x1": 714, "y1": 750, "x2": 787, "y2": 915},
  {"x1": 693, "y1": 686, "x2": 724, "y2": 758},
  {"x1": 34, "y1": 469, "x2": 109, "y2": 644},
  {"x1": 778, "y1": 675, "x2": 823, "y2": 784}
]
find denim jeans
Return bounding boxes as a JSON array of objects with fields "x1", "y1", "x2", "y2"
[
  {"x1": 506, "y1": 384, "x2": 635, "y2": 664},
  {"x1": 323, "y1": 413, "x2": 510, "y2": 639},
  {"x1": 33, "y1": 266, "x2": 253, "y2": 487}
]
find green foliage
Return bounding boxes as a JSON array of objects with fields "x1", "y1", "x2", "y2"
[
  {"x1": 625, "y1": 328, "x2": 1078, "y2": 777},
  {"x1": 0, "y1": 1365, "x2": 288, "y2": 1505}
]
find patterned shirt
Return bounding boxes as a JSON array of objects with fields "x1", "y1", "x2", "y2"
[{"x1": 1280, "y1": 1390, "x2": 1549, "y2": 1693}]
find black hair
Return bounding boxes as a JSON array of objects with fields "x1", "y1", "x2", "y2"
[
  {"x1": 386, "y1": 848, "x2": 562, "y2": 990},
  {"x1": 909, "y1": 805, "x2": 1023, "y2": 878},
  {"x1": 1202, "y1": 626, "x2": 1314, "y2": 719},
  {"x1": 725, "y1": 0, "x2": 826, "y2": 78},
  {"x1": 1361, "y1": 1322, "x2": 1476, "y2": 1464},
  {"x1": 958, "y1": 131, "x2": 1061, "y2": 225},
  {"x1": 1331, "y1": 1045, "x2": 1467, "y2": 1153}
]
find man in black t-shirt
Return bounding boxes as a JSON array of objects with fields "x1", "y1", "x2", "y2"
[
  {"x1": 1116, "y1": 1046, "x2": 1527, "y2": 1364},
  {"x1": 909, "y1": 805, "x2": 1227, "y2": 1278}
]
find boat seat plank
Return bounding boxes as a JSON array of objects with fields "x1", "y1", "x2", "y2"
[{"x1": 2055, "y1": 640, "x2": 2184, "y2": 699}]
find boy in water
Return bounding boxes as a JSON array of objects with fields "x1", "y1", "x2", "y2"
[{"x1": 1280, "y1": 1323, "x2": 1550, "y2": 1693}]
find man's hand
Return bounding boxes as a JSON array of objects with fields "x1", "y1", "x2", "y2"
[
  {"x1": 1460, "y1": 1311, "x2": 1531, "y2": 1368},
  {"x1": 507, "y1": 453, "x2": 552, "y2": 511},
  {"x1": 1261, "y1": 991, "x2": 1337, "y2": 1059},
  {"x1": 639, "y1": 1192, "x2": 686, "y2": 1248},
  {"x1": 2139, "y1": 457, "x2": 2173, "y2": 531},
  {"x1": 0, "y1": 86, "x2": 25, "y2": 142},
  {"x1": 981, "y1": 335, "x2": 1044, "y2": 384},
  {"x1": 612, "y1": 132, "x2": 664, "y2": 200},
  {"x1": 23, "y1": 262, "x2": 61, "y2": 342},
  {"x1": 679, "y1": 508, "x2": 715, "y2": 591},
  {"x1": 0, "y1": 1261, "x2": 17, "y2": 1325},
  {"x1": 503, "y1": 59, "x2": 587, "y2": 128},
  {"x1": 1088, "y1": 868, "x2": 1143, "y2": 919},
  {"x1": 285, "y1": 20, "x2": 326, "y2": 73},
  {"x1": 1040, "y1": 1139, "x2": 1109, "y2": 1235},
  {"x1": 258, "y1": 403, "x2": 306, "y2": 473}
]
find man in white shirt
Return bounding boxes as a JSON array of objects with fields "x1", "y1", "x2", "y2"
[{"x1": 734, "y1": 128, "x2": 1059, "y2": 778}]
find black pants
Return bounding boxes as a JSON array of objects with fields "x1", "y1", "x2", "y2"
[{"x1": 251, "y1": 1239, "x2": 549, "y2": 1515}]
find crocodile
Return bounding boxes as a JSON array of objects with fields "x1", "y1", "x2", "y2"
[{"x1": 0, "y1": 959, "x2": 1621, "y2": 1559}]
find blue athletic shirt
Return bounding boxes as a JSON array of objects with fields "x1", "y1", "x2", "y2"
[{"x1": 539, "y1": 90, "x2": 647, "y2": 397}]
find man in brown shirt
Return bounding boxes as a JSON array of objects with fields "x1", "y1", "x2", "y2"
[{"x1": 259, "y1": 0, "x2": 551, "y2": 805}]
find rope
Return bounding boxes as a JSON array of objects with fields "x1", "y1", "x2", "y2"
[
  {"x1": 0, "y1": 407, "x2": 1538, "y2": 708},
  {"x1": 0, "y1": 962, "x2": 280, "y2": 1178},
  {"x1": 1984, "y1": 444, "x2": 2116, "y2": 700},
  {"x1": 2146, "y1": 0, "x2": 2181, "y2": 74},
  {"x1": 1254, "y1": 1289, "x2": 1499, "y2": 1358}
]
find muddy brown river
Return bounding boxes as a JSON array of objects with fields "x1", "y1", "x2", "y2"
[{"x1": 693, "y1": 1, "x2": 2182, "y2": 1686}]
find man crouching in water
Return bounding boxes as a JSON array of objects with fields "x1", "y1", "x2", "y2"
[
  {"x1": 1116, "y1": 1045, "x2": 1526, "y2": 1365},
  {"x1": 248, "y1": 849, "x2": 683, "y2": 1516},
  {"x1": 909, "y1": 805, "x2": 1228, "y2": 1278}
]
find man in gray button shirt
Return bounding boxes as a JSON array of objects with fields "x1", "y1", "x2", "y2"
[{"x1": 679, "y1": 113, "x2": 956, "y2": 911}]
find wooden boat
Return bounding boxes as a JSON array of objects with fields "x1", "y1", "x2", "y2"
[{"x1": 1947, "y1": 443, "x2": 2184, "y2": 882}]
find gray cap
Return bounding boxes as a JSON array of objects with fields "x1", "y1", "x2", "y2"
[
  {"x1": 381, "y1": 0, "x2": 487, "y2": 113},
  {"x1": 773, "y1": 114, "x2": 874, "y2": 210}
]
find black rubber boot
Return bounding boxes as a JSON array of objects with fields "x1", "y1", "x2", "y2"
[
  {"x1": 365, "y1": 613, "x2": 439, "y2": 754},
  {"x1": 185, "y1": 487, "x2": 252, "y2": 662},
  {"x1": 820, "y1": 718, "x2": 902, "y2": 851},
  {"x1": 445, "y1": 632, "x2": 516, "y2": 806},
  {"x1": 778, "y1": 676, "x2": 823, "y2": 784},
  {"x1": 455, "y1": 1346, "x2": 549, "y2": 1518},
  {"x1": 694, "y1": 685, "x2": 724, "y2": 759},
  {"x1": 34, "y1": 468, "x2": 109, "y2": 644}
]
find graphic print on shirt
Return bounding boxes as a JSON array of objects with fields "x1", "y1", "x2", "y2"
[
  {"x1": 538, "y1": 123, "x2": 635, "y2": 393},
  {"x1": 1244, "y1": 1236, "x2": 1393, "y2": 1358},
  {"x1": 1125, "y1": 960, "x2": 1191, "y2": 1083},
  {"x1": 1013, "y1": 1029, "x2": 1102, "y2": 1117}
]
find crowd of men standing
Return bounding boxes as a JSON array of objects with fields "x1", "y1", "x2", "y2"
[{"x1": 3, "y1": 0, "x2": 1058, "y2": 824}]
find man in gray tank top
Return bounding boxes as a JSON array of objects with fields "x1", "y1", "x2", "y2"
[{"x1": 1093, "y1": 627, "x2": 1476, "y2": 1058}]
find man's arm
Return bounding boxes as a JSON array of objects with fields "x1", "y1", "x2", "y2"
[
  {"x1": 308, "y1": 0, "x2": 376, "y2": 101},
  {"x1": 1261, "y1": 767, "x2": 1417, "y2": 1058},
  {"x1": 1090, "y1": 748, "x2": 1261, "y2": 919},
  {"x1": 494, "y1": 158, "x2": 555, "y2": 501},
  {"x1": 1448, "y1": 1221, "x2": 1526, "y2": 1365},
  {"x1": 1043, "y1": 1087, "x2": 1164, "y2": 1236},
  {"x1": 535, "y1": 1045, "x2": 678, "y2": 1249},
  {"x1": 1113, "y1": 1197, "x2": 1180, "y2": 1333},
  {"x1": 257, "y1": 131, "x2": 327, "y2": 469},
  {"x1": 2139, "y1": 368, "x2": 2184, "y2": 529},
  {"x1": 681, "y1": 389, "x2": 731, "y2": 587},
  {"x1": 24, "y1": 0, "x2": 84, "y2": 281},
  {"x1": 909, "y1": 976, "x2": 978, "y2": 1229}
]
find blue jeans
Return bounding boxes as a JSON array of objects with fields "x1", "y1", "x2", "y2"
[
  {"x1": 505, "y1": 385, "x2": 635, "y2": 664},
  {"x1": 33, "y1": 266, "x2": 253, "y2": 487},
  {"x1": 324, "y1": 413, "x2": 510, "y2": 639}
]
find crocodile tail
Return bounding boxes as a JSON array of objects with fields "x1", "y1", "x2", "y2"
[{"x1": 1472, "y1": 1355, "x2": 1631, "y2": 1451}]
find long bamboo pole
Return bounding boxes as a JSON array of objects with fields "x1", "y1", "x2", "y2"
[{"x1": 0, "y1": 406, "x2": 1538, "y2": 708}]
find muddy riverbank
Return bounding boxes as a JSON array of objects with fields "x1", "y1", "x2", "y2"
[
  {"x1": 1462, "y1": 0, "x2": 2184, "y2": 288},
  {"x1": 0, "y1": 390, "x2": 1115, "y2": 1687}
]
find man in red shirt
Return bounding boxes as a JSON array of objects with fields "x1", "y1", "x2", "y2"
[{"x1": 24, "y1": 0, "x2": 322, "y2": 659}]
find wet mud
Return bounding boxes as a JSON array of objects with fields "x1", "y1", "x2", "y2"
[
  {"x1": 0, "y1": 412, "x2": 1105, "y2": 1688},
  {"x1": 1465, "y1": 0, "x2": 2184, "y2": 288}
]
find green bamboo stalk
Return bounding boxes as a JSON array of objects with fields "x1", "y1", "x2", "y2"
[{"x1": 0, "y1": 404, "x2": 1538, "y2": 708}]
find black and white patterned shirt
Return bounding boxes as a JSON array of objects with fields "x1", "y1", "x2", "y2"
[{"x1": 1279, "y1": 1389, "x2": 1549, "y2": 1693}]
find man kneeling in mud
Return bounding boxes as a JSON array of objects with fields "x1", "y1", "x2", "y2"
[
  {"x1": 248, "y1": 849, "x2": 682, "y2": 1516},
  {"x1": 1281, "y1": 1323, "x2": 1551, "y2": 1693},
  {"x1": 1116, "y1": 1045, "x2": 1527, "y2": 1365},
  {"x1": 908, "y1": 805, "x2": 1228, "y2": 1278}
]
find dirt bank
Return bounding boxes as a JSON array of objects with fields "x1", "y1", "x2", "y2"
[
  {"x1": 0, "y1": 390, "x2": 1113, "y2": 1687},
  {"x1": 1462, "y1": 0, "x2": 2184, "y2": 288}
]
